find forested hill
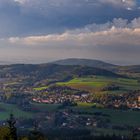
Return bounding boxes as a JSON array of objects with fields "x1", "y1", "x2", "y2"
[
  {"x1": 0, "y1": 58, "x2": 140, "y2": 79},
  {"x1": 52, "y1": 58, "x2": 140, "y2": 78},
  {"x1": 52, "y1": 58, "x2": 117, "y2": 71},
  {"x1": 0, "y1": 64, "x2": 120, "y2": 80}
]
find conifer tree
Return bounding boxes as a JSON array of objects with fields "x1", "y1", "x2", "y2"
[{"x1": 7, "y1": 113, "x2": 17, "y2": 140}]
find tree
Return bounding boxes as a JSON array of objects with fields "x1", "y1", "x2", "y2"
[
  {"x1": 7, "y1": 113, "x2": 17, "y2": 140},
  {"x1": 29, "y1": 120, "x2": 47, "y2": 140}
]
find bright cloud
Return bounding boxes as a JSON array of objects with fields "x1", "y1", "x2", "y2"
[
  {"x1": 0, "y1": 17, "x2": 138, "y2": 65},
  {"x1": 100, "y1": 0, "x2": 137, "y2": 8},
  {"x1": 6, "y1": 27, "x2": 140, "y2": 47},
  {"x1": 6, "y1": 18, "x2": 140, "y2": 47}
]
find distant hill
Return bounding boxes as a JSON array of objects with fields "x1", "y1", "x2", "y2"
[
  {"x1": 0, "y1": 58, "x2": 140, "y2": 79},
  {"x1": 0, "y1": 63, "x2": 120, "y2": 82},
  {"x1": 0, "y1": 61, "x2": 13, "y2": 65},
  {"x1": 119, "y1": 65, "x2": 140, "y2": 73},
  {"x1": 52, "y1": 58, "x2": 118, "y2": 71},
  {"x1": 52, "y1": 58, "x2": 140, "y2": 78}
]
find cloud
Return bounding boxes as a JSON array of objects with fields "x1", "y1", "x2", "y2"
[
  {"x1": 6, "y1": 18, "x2": 140, "y2": 47},
  {"x1": 99, "y1": 0, "x2": 137, "y2": 8},
  {"x1": 0, "y1": 0, "x2": 139, "y2": 37},
  {"x1": 14, "y1": 0, "x2": 26, "y2": 4},
  {"x1": 0, "y1": 1, "x2": 139, "y2": 64},
  {"x1": 0, "y1": 17, "x2": 138, "y2": 64}
]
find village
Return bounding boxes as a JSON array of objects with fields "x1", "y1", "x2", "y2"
[
  {"x1": 32, "y1": 88, "x2": 140, "y2": 110},
  {"x1": 0, "y1": 79, "x2": 139, "y2": 136}
]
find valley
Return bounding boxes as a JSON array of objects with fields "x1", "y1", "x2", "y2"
[{"x1": 0, "y1": 59, "x2": 139, "y2": 139}]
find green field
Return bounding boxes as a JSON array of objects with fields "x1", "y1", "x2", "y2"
[
  {"x1": 33, "y1": 76, "x2": 140, "y2": 93},
  {"x1": 73, "y1": 103, "x2": 140, "y2": 126},
  {"x1": 0, "y1": 102, "x2": 61, "y2": 120},
  {"x1": 24, "y1": 102, "x2": 140, "y2": 134},
  {"x1": 0, "y1": 101, "x2": 139, "y2": 136},
  {"x1": 57, "y1": 77, "x2": 107, "y2": 87},
  {"x1": 30, "y1": 102, "x2": 140, "y2": 127},
  {"x1": 56, "y1": 76, "x2": 140, "y2": 93},
  {"x1": 31, "y1": 103, "x2": 61, "y2": 112},
  {"x1": 0, "y1": 103, "x2": 33, "y2": 120},
  {"x1": 33, "y1": 86, "x2": 48, "y2": 91}
]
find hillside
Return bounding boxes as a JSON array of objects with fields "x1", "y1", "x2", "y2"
[
  {"x1": 52, "y1": 58, "x2": 117, "y2": 71},
  {"x1": 52, "y1": 58, "x2": 140, "y2": 78},
  {"x1": 123, "y1": 65, "x2": 140, "y2": 73},
  {"x1": 0, "y1": 60, "x2": 139, "y2": 139},
  {"x1": 0, "y1": 63, "x2": 119, "y2": 80}
]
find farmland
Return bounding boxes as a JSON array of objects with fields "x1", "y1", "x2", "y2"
[
  {"x1": 56, "y1": 76, "x2": 140, "y2": 93},
  {"x1": 0, "y1": 61, "x2": 139, "y2": 139},
  {"x1": 0, "y1": 103, "x2": 33, "y2": 120},
  {"x1": 74, "y1": 103, "x2": 140, "y2": 126}
]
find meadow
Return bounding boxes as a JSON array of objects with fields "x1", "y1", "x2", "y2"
[
  {"x1": 56, "y1": 76, "x2": 140, "y2": 93},
  {"x1": 0, "y1": 101, "x2": 139, "y2": 136},
  {"x1": 73, "y1": 103, "x2": 140, "y2": 126},
  {"x1": 34, "y1": 86, "x2": 48, "y2": 91},
  {"x1": 0, "y1": 103, "x2": 33, "y2": 120}
]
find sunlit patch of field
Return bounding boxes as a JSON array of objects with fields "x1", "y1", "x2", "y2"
[
  {"x1": 57, "y1": 77, "x2": 108, "y2": 91},
  {"x1": 33, "y1": 86, "x2": 48, "y2": 91},
  {"x1": 56, "y1": 76, "x2": 140, "y2": 93}
]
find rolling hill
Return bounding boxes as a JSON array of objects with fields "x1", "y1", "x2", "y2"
[
  {"x1": 52, "y1": 58, "x2": 117, "y2": 71},
  {"x1": 52, "y1": 58, "x2": 140, "y2": 78},
  {"x1": 0, "y1": 63, "x2": 120, "y2": 80}
]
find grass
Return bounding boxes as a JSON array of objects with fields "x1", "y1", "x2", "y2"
[
  {"x1": 33, "y1": 86, "x2": 48, "y2": 91},
  {"x1": 32, "y1": 76, "x2": 140, "y2": 93},
  {"x1": 57, "y1": 77, "x2": 108, "y2": 92},
  {"x1": 31, "y1": 103, "x2": 61, "y2": 112},
  {"x1": 95, "y1": 128, "x2": 131, "y2": 136},
  {"x1": 73, "y1": 104, "x2": 140, "y2": 126},
  {"x1": 57, "y1": 77, "x2": 108, "y2": 87},
  {"x1": 31, "y1": 102, "x2": 140, "y2": 127},
  {"x1": 56, "y1": 76, "x2": 140, "y2": 93},
  {"x1": 0, "y1": 103, "x2": 33, "y2": 120},
  {"x1": 77, "y1": 102, "x2": 96, "y2": 107},
  {"x1": 0, "y1": 102, "x2": 60, "y2": 120},
  {"x1": 77, "y1": 102, "x2": 104, "y2": 108},
  {"x1": 0, "y1": 101, "x2": 138, "y2": 136},
  {"x1": 29, "y1": 102, "x2": 140, "y2": 136}
]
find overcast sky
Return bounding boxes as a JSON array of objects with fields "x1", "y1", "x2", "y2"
[{"x1": 0, "y1": 0, "x2": 140, "y2": 65}]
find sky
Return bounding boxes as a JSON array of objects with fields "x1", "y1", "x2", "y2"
[{"x1": 0, "y1": 0, "x2": 140, "y2": 65}]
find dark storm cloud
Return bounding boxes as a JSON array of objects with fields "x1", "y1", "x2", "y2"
[{"x1": 0, "y1": 0, "x2": 140, "y2": 37}]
